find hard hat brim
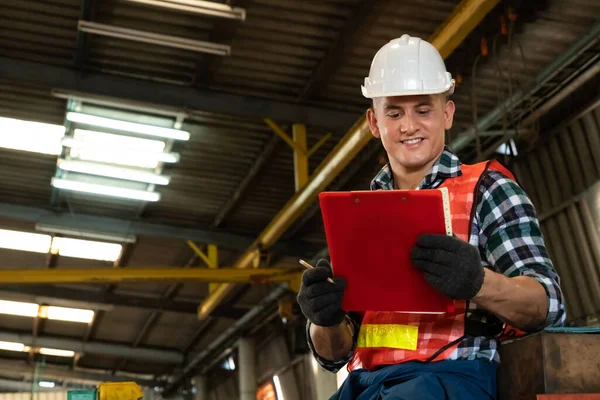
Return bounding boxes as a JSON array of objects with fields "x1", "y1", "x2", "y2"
[{"x1": 361, "y1": 83, "x2": 455, "y2": 99}]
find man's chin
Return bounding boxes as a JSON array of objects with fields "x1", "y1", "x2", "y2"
[{"x1": 396, "y1": 155, "x2": 430, "y2": 170}]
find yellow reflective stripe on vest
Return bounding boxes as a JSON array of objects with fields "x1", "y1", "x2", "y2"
[{"x1": 357, "y1": 324, "x2": 418, "y2": 350}]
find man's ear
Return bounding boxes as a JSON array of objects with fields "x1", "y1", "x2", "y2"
[
  {"x1": 443, "y1": 100, "x2": 455, "y2": 131},
  {"x1": 366, "y1": 108, "x2": 381, "y2": 139}
]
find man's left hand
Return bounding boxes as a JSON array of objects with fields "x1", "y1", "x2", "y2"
[{"x1": 411, "y1": 234, "x2": 485, "y2": 300}]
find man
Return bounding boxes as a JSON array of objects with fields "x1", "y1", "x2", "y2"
[{"x1": 297, "y1": 35, "x2": 565, "y2": 399}]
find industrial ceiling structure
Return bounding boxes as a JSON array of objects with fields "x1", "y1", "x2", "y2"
[{"x1": 0, "y1": 0, "x2": 599, "y2": 396}]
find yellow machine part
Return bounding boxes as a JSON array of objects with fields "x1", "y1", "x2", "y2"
[{"x1": 98, "y1": 382, "x2": 143, "y2": 400}]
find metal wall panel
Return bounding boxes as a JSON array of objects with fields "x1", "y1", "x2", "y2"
[{"x1": 513, "y1": 99, "x2": 600, "y2": 324}]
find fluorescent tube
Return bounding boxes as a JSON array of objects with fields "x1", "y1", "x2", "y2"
[
  {"x1": 66, "y1": 112, "x2": 189, "y2": 141},
  {"x1": 273, "y1": 375, "x2": 285, "y2": 400},
  {"x1": 39, "y1": 305, "x2": 95, "y2": 324},
  {"x1": 78, "y1": 21, "x2": 230, "y2": 56},
  {"x1": 57, "y1": 159, "x2": 170, "y2": 185},
  {"x1": 0, "y1": 117, "x2": 65, "y2": 155},
  {"x1": 39, "y1": 381, "x2": 56, "y2": 388},
  {"x1": 0, "y1": 341, "x2": 26, "y2": 352},
  {"x1": 50, "y1": 237, "x2": 123, "y2": 262},
  {"x1": 0, "y1": 300, "x2": 39, "y2": 318},
  {"x1": 62, "y1": 130, "x2": 180, "y2": 168},
  {"x1": 0, "y1": 229, "x2": 51, "y2": 254},
  {"x1": 51, "y1": 177, "x2": 161, "y2": 202},
  {"x1": 125, "y1": 0, "x2": 246, "y2": 21},
  {"x1": 39, "y1": 348, "x2": 76, "y2": 357}
]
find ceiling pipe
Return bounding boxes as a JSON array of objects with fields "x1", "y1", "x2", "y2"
[{"x1": 449, "y1": 19, "x2": 600, "y2": 153}]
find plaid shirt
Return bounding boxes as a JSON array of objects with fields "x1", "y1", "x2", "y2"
[{"x1": 308, "y1": 146, "x2": 566, "y2": 372}]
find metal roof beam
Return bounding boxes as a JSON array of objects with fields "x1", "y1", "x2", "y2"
[
  {"x1": 0, "y1": 331, "x2": 183, "y2": 363},
  {"x1": 0, "y1": 267, "x2": 300, "y2": 285},
  {"x1": 211, "y1": 134, "x2": 281, "y2": 228},
  {"x1": 296, "y1": 0, "x2": 380, "y2": 101},
  {"x1": 0, "y1": 57, "x2": 359, "y2": 130},
  {"x1": 0, "y1": 359, "x2": 159, "y2": 387},
  {"x1": 0, "y1": 202, "x2": 319, "y2": 258},
  {"x1": 0, "y1": 286, "x2": 248, "y2": 319}
]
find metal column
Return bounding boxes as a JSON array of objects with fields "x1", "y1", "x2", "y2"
[
  {"x1": 304, "y1": 354, "x2": 338, "y2": 400},
  {"x1": 193, "y1": 375, "x2": 208, "y2": 400},
  {"x1": 238, "y1": 338, "x2": 256, "y2": 400},
  {"x1": 292, "y1": 124, "x2": 308, "y2": 191}
]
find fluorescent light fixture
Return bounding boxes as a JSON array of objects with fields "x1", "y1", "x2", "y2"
[
  {"x1": 39, "y1": 305, "x2": 95, "y2": 323},
  {"x1": 63, "y1": 130, "x2": 179, "y2": 168},
  {"x1": 51, "y1": 177, "x2": 161, "y2": 202},
  {"x1": 496, "y1": 138, "x2": 519, "y2": 156},
  {"x1": 39, "y1": 381, "x2": 56, "y2": 389},
  {"x1": 66, "y1": 112, "x2": 189, "y2": 141},
  {"x1": 57, "y1": 159, "x2": 171, "y2": 185},
  {"x1": 0, "y1": 300, "x2": 39, "y2": 317},
  {"x1": 0, "y1": 341, "x2": 26, "y2": 352},
  {"x1": 71, "y1": 128, "x2": 166, "y2": 151},
  {"x1": 221, "y1": 356, "x2": 235, "y2": 371},
  {"x1": 125, "y1": 0, "x2": 246, "y2": 21},
  {"x1": 78, "y1": 21, "x2": 230, "y2": 57},
  {"x1": 39, "y1": 348, "x2": 76, "y2": 357},
  {"x1": 36, "y1": 223, "x2": 137, "y2": 244},
  {"x1": 0, "y1": 299, "x2": 95, "y2": 323},
  {"x1": 50, "y1": 237, "x2": 123, "y2": 262},
  {"x1": 273, "y1": 375, "x2": 285, "y2": 400},
  {"x1": 0, "y1": 229, "x2": 52, "y2": 254},
  {"x1": 0, "y1": 117, "x2": 65, "y2": 155}
]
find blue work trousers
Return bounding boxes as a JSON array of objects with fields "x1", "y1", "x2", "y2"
[{"x1": 330, "y1": 359, "x2": 497, "y2": 400}]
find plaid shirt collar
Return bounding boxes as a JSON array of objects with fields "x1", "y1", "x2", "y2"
[{"x1": 370, "y1": 146, "x2": 463, "y2": 190}]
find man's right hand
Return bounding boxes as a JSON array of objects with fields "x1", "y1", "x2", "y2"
[{"x1": 297, "y1": 259, "x2": 347, "y2": 326}]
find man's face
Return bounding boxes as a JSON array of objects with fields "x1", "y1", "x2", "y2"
[{"x1": 366, "y1": 94, "x2": 455, "y2": 171}]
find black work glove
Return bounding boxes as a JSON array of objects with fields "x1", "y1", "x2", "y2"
[
  {"x1": 411, "y1": 234, "x2": 485, "y2": 300},
  {"x1": 296, "y1": 259, "x2": 347, "y2": 327}
]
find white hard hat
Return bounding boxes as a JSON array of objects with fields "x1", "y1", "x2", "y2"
[{"x1": 361, "y1": 34, "x2": 455, "y2": 98}]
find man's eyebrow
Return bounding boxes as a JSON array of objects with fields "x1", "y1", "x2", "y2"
[
  {"x1": 383, "y1": 104, "x2": 402, "y2": 110},
  {"x1": 415, "y1": 100, "x2": 434, "y2": 107}
]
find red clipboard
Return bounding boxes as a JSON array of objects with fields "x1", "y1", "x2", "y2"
[{"x1": 318, "y1": 188, "x2": 454, "y2": 313}]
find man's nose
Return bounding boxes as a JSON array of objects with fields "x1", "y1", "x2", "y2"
[{"x1": 400, "y1": 114, "x2": 419, "y2": 135}]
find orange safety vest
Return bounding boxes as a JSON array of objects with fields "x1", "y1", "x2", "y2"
[{"x1": 349, "y1": 159, "x2": 524, "y2": 372}]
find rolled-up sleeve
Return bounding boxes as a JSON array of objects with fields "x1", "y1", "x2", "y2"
[{"x1": 477, "y1": 170, "x2": 566, "y2": 329}]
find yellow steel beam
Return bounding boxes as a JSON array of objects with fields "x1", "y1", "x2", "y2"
[
  {"x1": 0, "y1": 267, "x2": 301, "y2": 284},
  {"x1": 187, "y1": 240, "x2": 216, "y2": 269},
  {"x1": 197, "y1": 0, "x2": 501, "y2": 320},
  {"x1": 207, "y1": 244, "x2": 218, "y2": 267},
  {"x1": 293, "y1": 123, "x2": 309, "y2": 191},
  {"x1": 429, "y1": 0, "x2": 501, "y2": 60},
  {"x1": 264, "y1": 118, "x2": 305, "y2": 154},
  {"x1": 207, "y1": 244, "x2": 219, "y2": 293}
]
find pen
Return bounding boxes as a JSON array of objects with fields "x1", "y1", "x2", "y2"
[{"x1": 299, "y1": 259, "x2": 335, "y2": 284}]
